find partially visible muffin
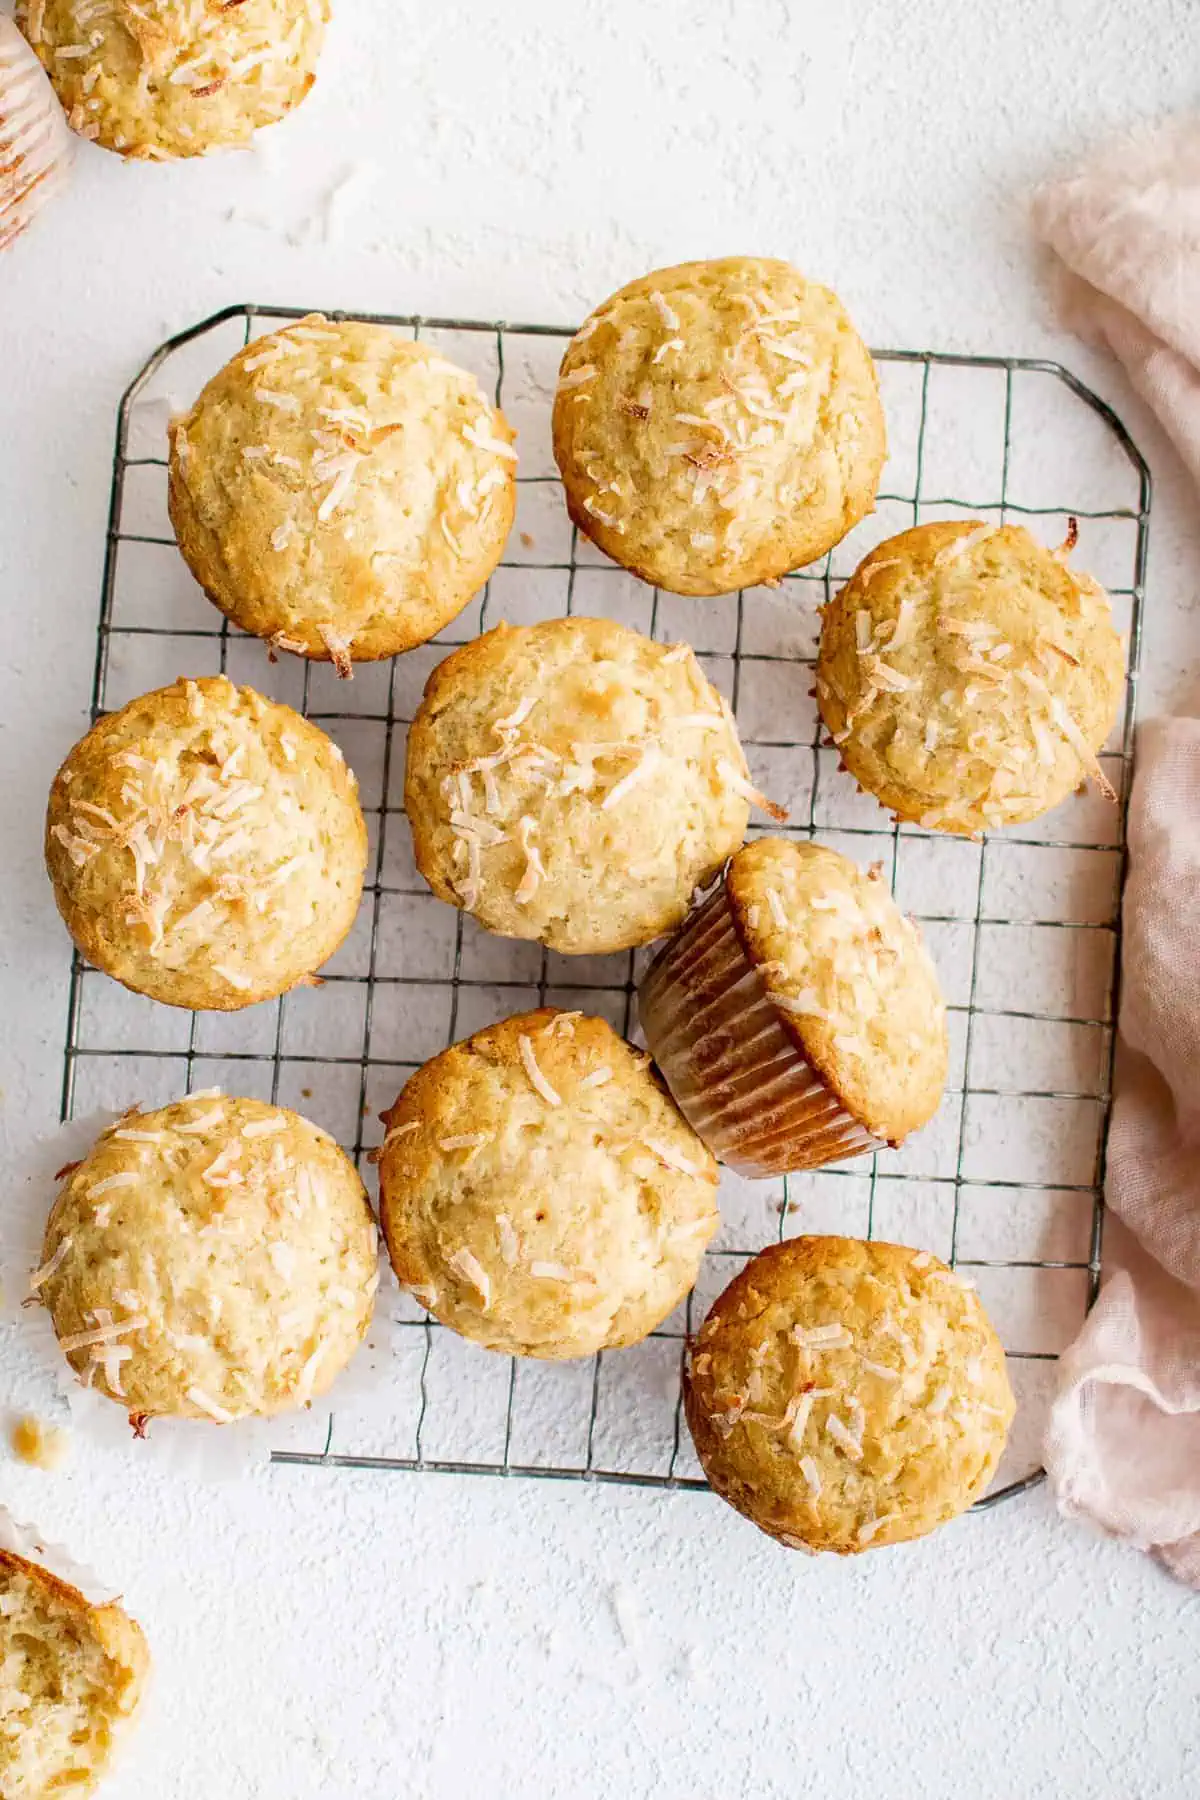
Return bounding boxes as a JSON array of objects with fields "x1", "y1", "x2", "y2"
[
  {"x1": 35, "y1": 1093, "x2": 379, "y2": 1425},
  {"x1": 552, "y1": 256, "x2": 886, "y2": 596},
  {"x1": 168, "y1": 315, "x2": 516, "y2": 671},
  {"x1": 1, "y1": 16, "x2": 72, "y2": 251},
  {"x1": 685, "y1": 1237, "x2": 1015, "y2": 1552},
  {"x1": 377, "y1": 1009, "x2": 719, "y2": 1358},
  {"x1": 816, "y1": 520, "x2": 1125, "y2": 834},
  {"x1": 404, "y1": 616, "x2": 776, "y2": 954},
  {"x1": 45, "y1": 675, "x2": 366, "y2": 1011},
  {"x1": 640, "y1": 838, "x2": 947, "y2": 1176},
  {"x1": 0, "y1": 1533, "x2": 148, "y2": 1797},
  {"x1": 18, "y1": 0, "x2": 328, "y2": 159}
]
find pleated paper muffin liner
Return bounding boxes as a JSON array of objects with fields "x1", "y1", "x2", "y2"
[
  {"x1": 638, "y1": 881, "x2": 881, "y2": 1178},
  {"x1": 0, "y1": 1507, "x2": 120, "y2": 1609},
  {"x1": 2, "y1": 1108, "x2": 402, "y2": 1483},
  {"x1": 0, "y1": 17, "x2": 71, "y2": 251}
]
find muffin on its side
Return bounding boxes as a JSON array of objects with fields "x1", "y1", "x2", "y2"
[
  {"x1": 684, "y1": 1237, "x2": 1015, "y2": 1553},
  {"x1": 404, "y1": 616, "x2": 776, "y2": 955},
  {"x1": 45, "y1": 675, "x2": 366, "y2": 1011},
  {"x1": 0, "y1": 1536, "x2": 148, "y2": 1798},
  {"x1": 35, "y1": 1094, "x2": 379, "y2": 1425},
  {"x1": 816, "y1": 520, "x2": 1125, "y2": 835},
  {"x1": 552, "y1": 256, "x2": 886, "y2": 596},
  {"x1": 377, "y1": 1009, "x2": 719, "y2": 1359},
  {"x1": 169, "y1": 315, "x2": 516, "y2": 671},
  {"x1": 18, "y1": 0, "x2": 328, "y2": 159},
  {"x1": 639, "y1": 838, "x2": 947, "y2": 1176}
]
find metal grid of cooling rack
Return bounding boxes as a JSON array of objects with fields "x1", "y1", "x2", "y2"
[{"x1": 60, "y1": 302, "x2": 1151, "y2": 1507}]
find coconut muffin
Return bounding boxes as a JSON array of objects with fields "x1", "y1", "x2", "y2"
[
  {"x1": 168, "y1": 316, "x2": 516, "y2": 672},
  {"x1": 377, "y1": 1010, "x2": 719, "y2": 1359},
  {"x1": 816, "y1": 520, "x2": 1126, "y2": 835},
  {"x1": 405, "y1": 616, "x2": 776, "y2": 954},
  {"x1": 45, "y1": 675, "x2": 366, "y2": 1011},
  {"x1": 639, "y1": 838, "x2": 947, "y2": 1176},
  {"x1": 685, "y1": 1237, "x2": 1015, "y2": 1553},
  {"x1": 18, "y1": 0, "x2": 328, "y2": 160},
  {"x1": 34, "y1": 1093, "x2": 379, "y2": 1426},
  {"x1": 552, "y1": 256, "x2": 886, "y2": 596},
  {"x1": 0, "y1": 1533, "x2": 148, "y2": 1797},
  {"x1": 1, "y1": 16, "x2": 72, "y2": 251}
]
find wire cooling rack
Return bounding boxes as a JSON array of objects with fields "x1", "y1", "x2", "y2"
[{"x1": 59, "y1": 303, "x2": 1150, "y2": 1508}]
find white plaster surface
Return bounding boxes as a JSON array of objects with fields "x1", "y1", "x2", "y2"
[{"x1": 1, "y1": 2, "x2": 1199, "y2": 1795}]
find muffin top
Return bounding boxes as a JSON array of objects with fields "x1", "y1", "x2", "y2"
[
  {"x1": 405, "y1": 616, "x2": 771, "y2": 954},
  {"x1": 36, "y1": 1094, "x2": 379, "y2": 1425},
  {"x1": 168, "y1": 316, "x2": 516, "y2": 668},
  {"x1": 725, "y1": 838, "x2": 946, "y2": 1144},
  {"x1": 552, "y1": 256, "x2": 886, "y2": 596},
  {"x1": 684, "y1": 1237, "x2": 1015, "y2": 1553},
  {"x1": 816, "y1": 520, "x2": 1125, "y2": 834},
  {"x1": 0, "y1": 1544, "x2": 148, "y2": 1799},
  {"x1": 377, "y1": 1010, "x2": 719, "y2": 1359},
  {"x1": 45, "y1": 675, "x2": 366, "y2": 1011},
  {"x1": 19, "y1": 0, "x2": 328, "y2": 159}
]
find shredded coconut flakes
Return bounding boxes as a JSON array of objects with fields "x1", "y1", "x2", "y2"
[
  {"x1": 825, "y1": 1414, "x2": 864, "y2": 1459},
  {"x1": 518, "y1": 1034, "x2": 562, "y2": 1106},
  {"x1": 447, "y1": 1247, "x2": 491, "y2": 1309},
  {"x1": 28, "y1": 1238, "x2": 73, "y2": 1293},
  {"x1": 642, "y1": 1137, "x2": 706, "y2": 1176}
]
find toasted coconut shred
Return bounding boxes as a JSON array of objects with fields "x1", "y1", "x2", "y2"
[
  {"x1": 717, "y1": 758, "x2": 788, "y2": 822},
  {"x1": 186, "y1": 1386, "x2": 238, "y2": 1425},
  {"x1": 448, "y1": 1246, "x2": 491, "y2": 1309},
  {"x1": 518, "y1": 1034, "x2": 562, "y2": 1107},
  {"x1": 530, "y1": 1261, "x2": 583, "y2": 1283},
  {"x1": 381, "y1": 1119, "x2": 420, "y2": 1149},
  {"x1": 513, "y1": 815, "x2": 545, "y2": 904},
  {"x1": 28, "y1": 1236, "x2": 73, "y2": 1295},
  {"x1": 642, "y1": 1137, "x2": 706, "y2": 1177},
  {"x1": 825, "y1": 1414, "x2": 864, "y2": 1460},
  {"x1": 318, "y1": 624, "x2": 353, "y2": 680}
]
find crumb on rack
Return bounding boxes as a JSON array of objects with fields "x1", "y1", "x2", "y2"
[{"x1": 9, "y1": 1415, "x2": 70, "y2": 1472}]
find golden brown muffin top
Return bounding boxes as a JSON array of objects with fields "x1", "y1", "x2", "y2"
[
  {"x1": 37, "y1": 1094, "x2": 379, "y2": 1423},
  {"x1": 685, "y1": 1237, "x2": 1015, "y2": 1553},
  {"x1": 45, "y1": 675, "x2": 366, "y2": 1011},
  {"x1": 168, "y1": 316, "x2": 516, "y2": 667},
  {"x1": 378, "y1": 1009, "x2": 719, "y2": 1359},
  {"x1": 20, "y1": 0, "x2": 328, "y2": 158},
  {"x1": 817, "y1": 520, "x2": 1125, "y2": 834},
  {"x1": 405, "y1": 616, "x2": 771, "y2": 955},
  {"x1": 552, "y1": 256, "x2": 885, "y2": 595}
]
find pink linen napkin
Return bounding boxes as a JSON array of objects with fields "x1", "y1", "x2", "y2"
[
  {"x1": 1030, "y1": 114, "x2": 1200, "y2": 491},
  {"x1": 1044, "y1": 720, "x2": 1200, "y2": 1584},
  {"x1": 1034, "y1": 122, "x2": 1200, "y2": 1585}
]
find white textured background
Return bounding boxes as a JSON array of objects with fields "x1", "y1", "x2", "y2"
[{"x1": 2, "y1": 3, "x2": 1199, "y2": 1796}]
